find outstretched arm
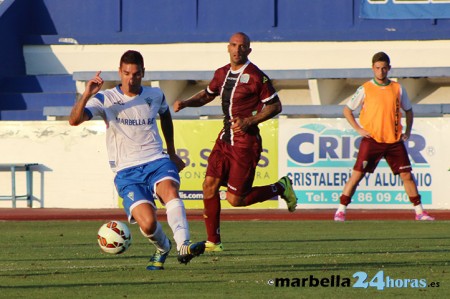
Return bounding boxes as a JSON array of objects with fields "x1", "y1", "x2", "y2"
[
  {"x1": 173, "y1": 90, "x2": 216, "y2": 112},
  {"x1": 69, "y1": 71, "x2": 104, "y2": 126}
]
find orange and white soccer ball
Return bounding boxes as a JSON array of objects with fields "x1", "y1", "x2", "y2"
[{"x1": 97, "y1": 220, "x2": 132, "y2": 254}]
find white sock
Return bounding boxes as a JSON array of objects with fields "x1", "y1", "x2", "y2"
[
  {"x1": 140, "y1": 222, "x2": 170, "y2": 253},
  {"x1": 165, "y1": 198, "x2": 190, "y2": 251},
  {"x1": 337, "y1": 204, "x2": 347, "y2": 213},
  {"x1": 414, "y1": 204, "x2": 424, "y2": 215}
]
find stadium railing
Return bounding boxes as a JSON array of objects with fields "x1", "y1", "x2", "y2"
[
  {"x1": 72, "y1": 67, "x2": 450, "y2": 81},
  {"x1": 43, "y1": 104, "x2": 450, "y2": 119},
  {"x1": 42, "y1": 67, "x2": 450, "y2": 119}
]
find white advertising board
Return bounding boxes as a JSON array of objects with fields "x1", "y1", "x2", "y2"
[{"x1": 278, "y1": 118, "x2": 450, "y2": 209}]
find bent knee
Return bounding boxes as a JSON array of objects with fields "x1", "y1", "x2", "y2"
[
  {"x1": 227, "y1": 195, "x2": 245, "y2": 207},
  {"x1": 203, "y1": 178, "x2": 220, "y2": 198},
  {"x1": 137, "y1": 217, "x2": 157, "y2": 235}
]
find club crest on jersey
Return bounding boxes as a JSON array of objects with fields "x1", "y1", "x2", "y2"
[
  {"x1": 144, "y1": 97, "x2": 152, "y2": 106},
  {"x1": 240, "y1": 74, "x2": 250, "y2": 84}
]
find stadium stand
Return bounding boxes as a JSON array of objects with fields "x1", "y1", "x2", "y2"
[
  {"x1": 39, "y1": 68, "x2": 446, "y2": 120},
  {"x1": 1, "y1": 0, "x2": 450, "y2": 120},
  {"x1": 0, "y1": 75, "x2": 76, "y2": 120},
  {"x1": 72, "y1": 67, "x2": 450, "y2": 82}
]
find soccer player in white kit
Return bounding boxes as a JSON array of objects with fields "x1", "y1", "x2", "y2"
[{"x1": 69, "y1": 50, "x2": 205, "y2": 270}]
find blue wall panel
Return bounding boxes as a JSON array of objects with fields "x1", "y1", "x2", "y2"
[
  {"x1": 198, "y1": 0, "x2": 276, "y2": 35},
  {"x1": 29, "y1": 0, "x2": 120, "y2": 35},
  {"x1": 18, "y1": 0, "x2": 450, "y2": 44},
  {"x1": 122, "y1": 0, "x2": 197, "y2": 34},
  {"x1": 0, "y1": 0, "x2": 31, "y2": 77}
]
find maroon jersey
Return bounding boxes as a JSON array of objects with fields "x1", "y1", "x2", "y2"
[{"x1": 206, "y1": 61, "x2": 279, "y2": 148}]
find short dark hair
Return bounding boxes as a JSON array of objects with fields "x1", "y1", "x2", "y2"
[
  {"x1": 372, "y1": 52, "x2": 390, "y2": 65},
  {"x1": 120, "y1": 50, "x2": 144, "y2": 68}
]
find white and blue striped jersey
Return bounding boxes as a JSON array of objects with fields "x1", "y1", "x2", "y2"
[{"x1": 85, "y1": 85, "x2": 169, "y2": 172}]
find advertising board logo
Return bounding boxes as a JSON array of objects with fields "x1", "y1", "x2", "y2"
[{"x1": 286, "y1": 124, "x2": 428, "y2": 167}]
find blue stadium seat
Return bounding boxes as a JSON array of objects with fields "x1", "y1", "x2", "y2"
[{"x1": 0, "y1": 75, "x2": 76, "y2": 120}]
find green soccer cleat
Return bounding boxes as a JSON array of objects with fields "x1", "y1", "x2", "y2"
[
  {"x1": 278, "y1": 176, "x2": 298, "y2": 212},
  {"x1": 177, "y1": 240, "x2": 206, "y2": 265},
  {"x1": 205, "y1": 241, "x2": 224, "y2": 252},
  {"x1": 146, "y1": 240, "x2": 171, "y2": 270}
]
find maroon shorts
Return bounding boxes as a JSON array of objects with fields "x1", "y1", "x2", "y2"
[
  {"x1": 354, "y1": 137, "x2": 412, "y2": 174},
  {"x1": 206, "y1": 139, "x2": 261, "y2": 196}
]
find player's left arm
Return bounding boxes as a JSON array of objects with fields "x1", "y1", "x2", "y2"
[
  {"x1": 230, "y1": 97, "x2": 281, "y2": 133},
  {"x1": 159, "y1": 108, "x2": 186, "y2": 172},
  {"x1": 400, "y1": 85, "x2": 413, "y2": 141},
  {"x1": 402, "y1": 109, "x2": 413, "y2": 141}
]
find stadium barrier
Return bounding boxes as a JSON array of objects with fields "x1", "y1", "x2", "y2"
[
  {"x1": 72, "y1": 67, "x2": 450, "y2": 82},
  {"x1": 43, "y1": 104, "x2": 450, "y2": 120}
]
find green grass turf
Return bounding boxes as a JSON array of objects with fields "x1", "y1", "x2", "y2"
[{"x1": 0, "y1": 220, "x2": 449, "y2": 299}]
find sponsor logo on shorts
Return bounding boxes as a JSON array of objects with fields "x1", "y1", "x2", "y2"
[
  {"x1": 227, "y1": 184, "x2": 237, "y2": 191},
  {"x1": 363, "y1": 161, "x2": 368, "y2": 169}
]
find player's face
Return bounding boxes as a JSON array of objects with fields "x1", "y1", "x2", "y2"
[
  {"x1": 372, "y1": 61, "x2": 390, "y2": 84},
  {"x1": 227, "y1": 34, "x2": 252, "y2": 69},
  {"x1": 119, "y1": 63, "x2": 144, "y2": 95}
]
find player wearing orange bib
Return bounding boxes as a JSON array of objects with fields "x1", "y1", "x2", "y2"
[{"x1": 334, "y1": 52, "x2": 434, "y2": 222}]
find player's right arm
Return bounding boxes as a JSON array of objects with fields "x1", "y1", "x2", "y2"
[
  {"x1": 344, "y1": 85, "x2": 370, "y2": 138},
  {"x1": 173, "y1": 89, "x2": 216, "y2": 112},
  {"x1": 343, "y1": 106, "x2": 369, "y2": 137},
  {"x1": 69, "y1": 71, "x2": 104, "y2": 126}
]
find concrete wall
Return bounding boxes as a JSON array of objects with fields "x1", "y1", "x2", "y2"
[
  {"x1": 24, "y1": 41, "x2": 450, "y2": 75},
  {"x1": 23, "y1": 41, "x2": 450, "y2": 105},
  {"x1": 0, "y1": 121, "x2": 116, "y2": 209},
  {"x1": 1, "y1": 119, "x2": 449, "y2": 210}
]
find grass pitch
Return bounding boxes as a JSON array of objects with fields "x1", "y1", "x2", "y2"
[{"x1": 0, "y1": 220, "x2": 449, "y2": 299}]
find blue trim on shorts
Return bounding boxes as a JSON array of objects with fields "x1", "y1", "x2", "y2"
[{"x1": 114, "y1": 158, "x2": 180, "y2": 222}]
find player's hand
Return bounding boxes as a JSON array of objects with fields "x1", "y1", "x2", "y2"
[
  {"x1": 170, "y1": 154, "x2": 186, "y2": 172},
  {"x1": 230, "y1": 117, "x2": 250, "y2": 134},
  {"x1": 401, "y1": 133, "x2": 410, "y2": 141},
  {"x1": 173, "y1": 100, "x2": 184, "y2": 112},
  {"x1": 85, "y1": 71, "x2": 104, "y2": 96},
  {"x1": 357, "y1": 128, "x2": 371, "y2": 138}
]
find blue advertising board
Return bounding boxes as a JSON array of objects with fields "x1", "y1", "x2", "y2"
[{"x1": 361, "y1": 0, "x2": 450, "y2": 19}]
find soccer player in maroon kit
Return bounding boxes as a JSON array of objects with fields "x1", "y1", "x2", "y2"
[{"x1": 173, "y1": 32, "x2": 298, "y2": 252}]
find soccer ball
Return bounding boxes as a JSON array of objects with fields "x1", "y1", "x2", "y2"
[{"x1": 97, "y1": 220, "x2": 132, "y2": 254}]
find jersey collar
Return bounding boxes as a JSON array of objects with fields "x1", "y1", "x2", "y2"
[
  {"x1": 230, "y1": 60, "x2": 250, "y2": 74},
  {"x1": 115, "y1": 84, "x2": 143, "y2": 96},
  {"x1": 372, "y1": 78, "x2": 391, "y2": 87}
]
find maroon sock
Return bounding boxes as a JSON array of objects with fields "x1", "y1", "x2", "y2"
[
  {"x1": 409, "y1": 195, "x2": 421, "y2": 206},
  {"x1": 203, "y1": 194, "x2": 221, "y2": 243},
  {"x1": 340, "y1": 194, "x2": 351, "y2": 206},
  {"x1": 244, "y1": 184, "x2": 281, "y2": 206}
]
